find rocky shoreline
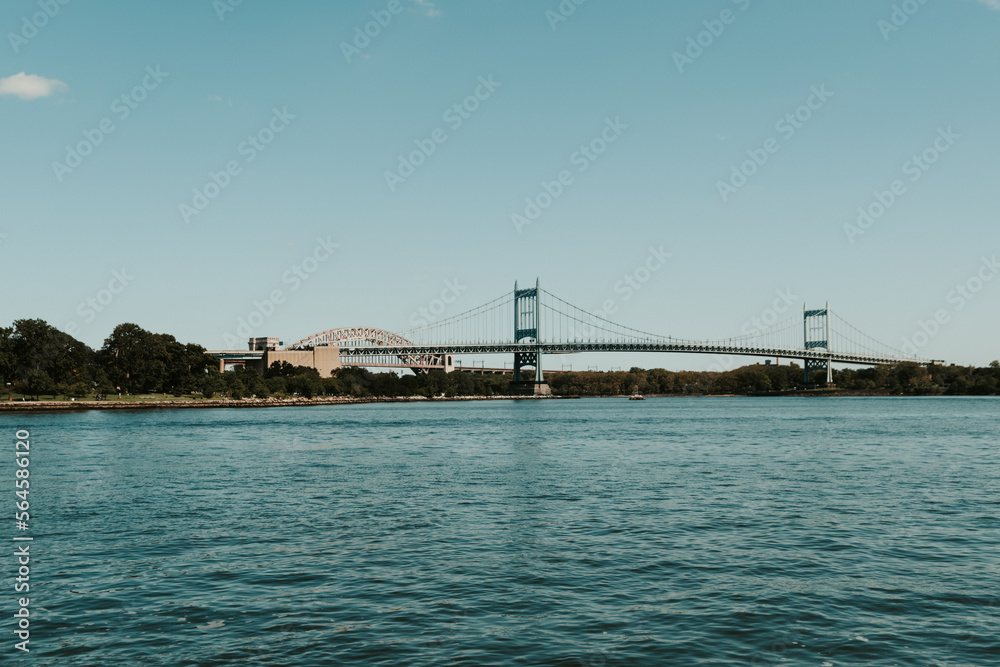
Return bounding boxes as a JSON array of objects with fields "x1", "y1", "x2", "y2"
[
  {"x1": 0, "y1": 394, "x2": 571, "y2": 412},
  {"x1": 1, "y1": 391, "x2": 966, "y2": 413}
]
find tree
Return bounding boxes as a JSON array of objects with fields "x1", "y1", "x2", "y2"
[
  {"x1": 218, "y1": 366, "x2": 269, "y2": 398},
  {"x1": 266, "y1": 376, "x2": 288, "y2": 396},
  {"x1": 161, "y1": 340, "x2": 211, "y2": 395},
  {"x1": 889, "y1": 362, "x2": 931, "y2": 394},
  {"x1": 0, "y1": 326, "x2": 13, "y2": 386},
  {"x1": 201, "y1": 369, "x2": 226, "y2": 399},
  {"x1": 9, "y1": 319, "x2": 95, "y2": 392},
  {"x1": 228, "y1": 379, "x2": 246, "y2": 399},
  {"x1": 733, "y1": 366, "x2": 772, "y2": 393},
  {"x1": 100, "y1": 324, "x2": 155, "y2": 393},
  {"x1": 286, "y1": 372, "x2": 323, "y2": 398},
  {"x1": 56, "y1": 381, "x2": 90, "y2": 398},
  {"x1": 322, "y1": 376, "x2": 342, "y2": 396},
  {"x1": 20, "y1": 369, "x2": 55, "y2": 399}
]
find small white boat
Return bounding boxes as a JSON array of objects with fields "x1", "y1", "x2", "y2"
[{"x1": 629, "y1": 385, "x2": 644, "y2": 400}]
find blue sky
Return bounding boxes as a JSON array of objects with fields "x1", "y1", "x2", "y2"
[{"x1": 1, "y1": 0, "x2": 998, "y2": 370}]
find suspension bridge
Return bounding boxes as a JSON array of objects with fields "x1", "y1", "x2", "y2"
[{"x1": 207, "y1": 279, "x2": 938, "y2": 394}]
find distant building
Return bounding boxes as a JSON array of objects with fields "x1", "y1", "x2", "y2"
[
  {"x1": 250, "y1": 337, "x2": 281, "y2": 351},
  {"x1": 207, "y1": 335, "x2": 452, "y2": 377}
]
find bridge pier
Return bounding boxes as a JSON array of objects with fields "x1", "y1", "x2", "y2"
[
  {"x1": 509, "y1": 279, "x2": 551, "y2": 395},
  {"x1": 803, "y1": 357, "x2": 833, "y2": 385},
  {"x1": 509, "y1": 381, "x2": 552, "y2": 396},
  {"x1": 510, "y1": 348, "x2": 551, "y2": 395},
  {"x1": 803, "y1": 304, "x2": 834, "y2": 385}
]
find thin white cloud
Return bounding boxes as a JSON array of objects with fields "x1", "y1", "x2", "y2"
[
  {"x1": 973, "y1": 0, "x2": 1000, "y2": 9},
  {"x1": 0, "y1": 72, "x2": 68, "y2": 100},
  {"x1": 411, "y1": 0, "x2": 441, "y2": 17}
]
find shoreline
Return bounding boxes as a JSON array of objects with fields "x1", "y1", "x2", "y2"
[
  {"x1": 0, "y1": 394, "x2": 577, "y2": 413},
  {"x1": 1, "y1": 391, "x2": 986, "y2": 413}
]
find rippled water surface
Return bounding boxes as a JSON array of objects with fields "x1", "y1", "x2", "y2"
[{"x1": 5, "y1": 397, "x2": 1000, "y2": 665}]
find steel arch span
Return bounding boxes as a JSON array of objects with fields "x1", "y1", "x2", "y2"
[
  {"x1": 285, "y1": 327, "x2": 447, "y2": 372},
  {"x1": 287, "y1": 327, "x2": 415, "y2": 350}
]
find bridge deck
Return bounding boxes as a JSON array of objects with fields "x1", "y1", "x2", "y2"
[
  {"x1": 334, "y1": 342, "x2": 931, "y2": 367},
  {"x1": 207, "y1": 343, "x2": 936, "y2": 370}
]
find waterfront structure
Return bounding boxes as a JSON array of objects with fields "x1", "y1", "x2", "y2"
[{"x1": 206, "y1": 279, "x2": 940, "y2": 383}]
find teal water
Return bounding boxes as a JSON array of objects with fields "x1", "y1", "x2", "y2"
[{"x1": 4, "y1": 397, "x2": 999, "y2": 665}]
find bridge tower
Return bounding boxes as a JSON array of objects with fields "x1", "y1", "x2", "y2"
[
  {"x1": 509, "y1": 279, "x2": 551, "y2": 395},
  {"x1": 803, "y1": 303, "x2": 833, "y2": 385}
]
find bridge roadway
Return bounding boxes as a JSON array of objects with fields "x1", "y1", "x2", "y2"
[{"x1": 336, "y1": 342, "x2": 932, "y2": 368}]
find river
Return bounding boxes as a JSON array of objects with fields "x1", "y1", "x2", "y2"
[{"x1": 4, "y1": 397, "x2": 998, "y2": 665}]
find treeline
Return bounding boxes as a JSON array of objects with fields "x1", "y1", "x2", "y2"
[
  {"x1": 0, "y1": 319, "x2": 213, "y2": 397},
  {"x1": 549, "y1": 361, "x2": 1000, "y2": 396},
  {"x1": 0, "y1": 319, "x2": 513, "y2": 400},
  {"x1": 220, "y1": 364, "x2": 513, "y2": 400},
  {"x1": 242, "y1": 362, "x2": 1000, "y2": 399},
  {"x1": 835, "y1": 362, "x2": 1000, "y2": 395},
  {"x1": 550, "y1": 365, "x2": 799, "y2": 396},
  {"x1": 2, "y1": 319, "x2": 998, "y2": 399}
]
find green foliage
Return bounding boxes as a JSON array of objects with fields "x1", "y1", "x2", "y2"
[
  {"x1": 98, "y1": 324, "x2": 211, "y2": 394},
  {"x1": 0, "y1": 319, "x2": 212, "y2": 399},
  {"x1": 20, "y1": 369, "x2": 56, "y2": 398},
  {"x1": 55, "y1": 381, "x2": 90, "y2": 398},
  {"x1": 0, "y1": 326, "x2": 13, "y2": 386},
  {"x1": 98, "y1": 323, "x2": 151, "y2": 393},
  {"x1": 266, "y1": 376, "x2": 287, "y2": 395},
  {"x1": 263, "y1": 361, "x2": 323, "y2": 397},
  {"x1": 549, "y1": 363, "x2": 799, "y2": 396},
  {"x1": 229, "y1": 379, "x2": 246, "y2": 399},
  {"x1": 320, "y1": 367, "x2": 508, "y2": 399},
  {"x1": 224, "y1": 366, "x2": 269, "y2": 398},
  {"x1": 265, "y1": 361, "x2": 320, "y2": 379},
  {"x1": 7, "y1": 319, "x2": 94, "y2": 396},
  {"x1": 826, "y1": 361, "x2": 1000, "y2": 395},
  {"x1": 201, "y1": 369, "x2": 226, "y2": 399}
]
